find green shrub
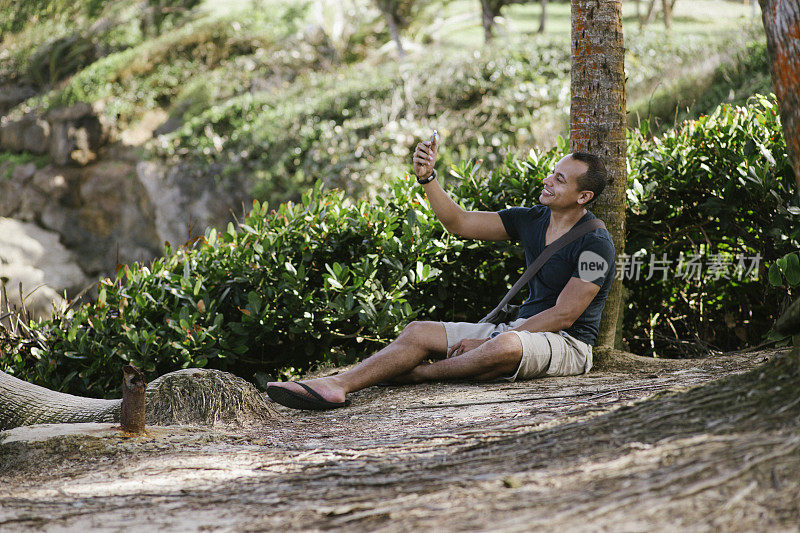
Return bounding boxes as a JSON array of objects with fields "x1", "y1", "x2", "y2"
[
  {"x1": 156, "y1": 28, "x2": 764, "y2": 208},
  {"x1": 1, "y1": 96, "x2": 795, "y2": 396},
  {"x1": 628, "y1": 36, "x2": 772, "y2": 133},
  {"x1": 625, "y1": 95, "x2": 799, "y2": 356},
  {"x1": 156, "y1": 38, "x2": 574, "y2": 207},
  {"x1": 0, "y1": 141, "x2": 559, "y2": 397}
]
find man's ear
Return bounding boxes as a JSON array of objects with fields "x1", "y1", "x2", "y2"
[{"x1": 577, "y1": 190, "x2": 594, "y2": 206}]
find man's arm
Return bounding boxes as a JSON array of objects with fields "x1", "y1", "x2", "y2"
[
  {"x1": 422, "y1": 179, "x2": 509, "y2": 240},
  {"x1": 511, "y1": 277, "x2": 601, "y2": 333},
  {"x1": 413, "y1": 137, "x2": 509, "y2": 241},
  {"x1": 447, "y1": 277, "x2": 600, "y2": 358}
]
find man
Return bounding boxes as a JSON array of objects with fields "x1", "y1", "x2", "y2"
[{"x1": 266, "y1": 135, "x2": 615, "y2": 410}]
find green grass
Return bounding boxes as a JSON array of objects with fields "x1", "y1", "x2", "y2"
[
  {"x1": 0, "y1": 151, "x2": 49, "y2": 180},
  {"x1": 425, "y1": 0, "x2": 757, "y2": 49}
]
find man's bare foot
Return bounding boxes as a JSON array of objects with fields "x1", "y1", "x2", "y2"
[{"x1": 266, "y1": 377, "x2": 347, "y2": 405}]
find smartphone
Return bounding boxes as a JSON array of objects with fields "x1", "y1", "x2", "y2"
[{"x1": 430, "y1": 130, "x2": 437, "y2": 144}]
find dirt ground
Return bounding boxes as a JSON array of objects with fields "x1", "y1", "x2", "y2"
[{"x1": 1, "y1": 348, "x2": 798, "y2": 532}]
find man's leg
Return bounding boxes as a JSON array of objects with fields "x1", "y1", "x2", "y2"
[
  {"x1": 266, "y1": 320, "x2": 449, "y2": 403},
  {"x1": 400, "y1": 331, "x2": 524, "y2": 383}
]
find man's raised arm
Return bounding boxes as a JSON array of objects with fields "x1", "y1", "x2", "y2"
[{"x1": 412, "y1": 135, "x2": 509, "y2": 241}]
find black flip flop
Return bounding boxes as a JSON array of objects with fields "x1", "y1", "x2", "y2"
[{"x1": 266, "y1": 382, "x2": 350, "y2": 410}]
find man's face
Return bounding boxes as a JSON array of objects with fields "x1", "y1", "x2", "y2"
[{"x1": 539, "y1": 155, "x2": 592, "y2": 208}]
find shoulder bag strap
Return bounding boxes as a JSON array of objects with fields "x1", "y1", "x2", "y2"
[{"x1": 479, "y1": 218, "x2": 606, "y2": 323}]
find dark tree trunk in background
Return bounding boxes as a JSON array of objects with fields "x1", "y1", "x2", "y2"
[
  {"x1": 661, "y1": 0, "x2": 673, "y2": 29},
  {"x1": 385, "y1": 11, "x2": 406, "y2": 57},
  {"x1": 538, "y1": 0, "x2": 548, "y2": 33},
  {"x1": 479, "y1": 0, "x2": 515, "y2": 43},
  {"x1": 759, "y1": 0, "x2": 800, "y2": 192},
  {"x1": 480, "y1": 0, "x2": 497, "y2": 43},
  {"x1": 375, "y1": 0, "x2": 417, "y2": 57},
  {"x1": 639, "y1": 0, "x2": 656, "y2": 29},
  {"x1": 570, "y1": 0, "x2": 627, "y2": 351}
]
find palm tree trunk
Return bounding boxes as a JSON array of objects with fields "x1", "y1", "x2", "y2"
[
  {"x1": 570, "y1": 0, "x2": 627, "y2": 351},
  {"x1": 759, "y1": 0, "x2": 800, "y2": 192}
]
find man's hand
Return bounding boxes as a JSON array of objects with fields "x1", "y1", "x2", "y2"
[
  {"x1": 413, "y1": 134, "x2": 438, "y2": 180},
  {"x1": 447, "y1": 337, "x2": 487, "y2": 358}
]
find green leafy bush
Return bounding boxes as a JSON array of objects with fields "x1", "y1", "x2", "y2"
[
  {"x1": 155, "y1": 28, "x2": 765, "y2": 208},
  {"x1": 769, "y1": 252, "x2": 800, "y2": 290},
  {"x1": 1, "y1": 96, "x2": 796, "y2": 397},
  {"x1": 0, "y1": 142, "x2": 559, "y2": 397},
  {"x1": 625, "y1": 95, "x2": 799, "y2": 356},
  {"x1": 156, "y1": 38, "x2": 574, "y2": 207}
]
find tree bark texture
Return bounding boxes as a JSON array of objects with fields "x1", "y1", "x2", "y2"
[
  {"x1": 0, "y1": 368, "x2": 278, "y2": 431},
  {"x1": 570, "y1": 0, "x2": 627, "y2": 350},
  {"x1": 120, "y1": 364, "x2": 146, "y2": 434},
  {"x1": 759, "y1": 0, "x2": 800, "y2": 191},
  {"x1": 0, "y1": 369, "x2": 120, "y2": 430}
]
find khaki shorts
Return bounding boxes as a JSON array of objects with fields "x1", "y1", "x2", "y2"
[{"x1": 442, "y1": 318, "x2": 593, "y2": 381}]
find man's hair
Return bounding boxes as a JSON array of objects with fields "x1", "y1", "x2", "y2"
[{"x1": 571, "y1": 152, "x2": 609, "y2": 206}]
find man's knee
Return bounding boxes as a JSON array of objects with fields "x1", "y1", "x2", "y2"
[
  {"x1": 398, "y1": 321, "x2": 445, "y2": 349},
  {"x1": 483, "y1": 331, "x2": 524, "y2": 374}
]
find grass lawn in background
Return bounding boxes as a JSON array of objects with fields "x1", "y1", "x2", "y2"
[{"x1": 431, "y1": 0, "x2": 756, "y2": 48}]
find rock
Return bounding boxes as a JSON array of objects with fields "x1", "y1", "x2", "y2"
[
  {"x1": 136, "y1": 160, "x2": 253, "y2": 248},
  {"x1": 0, "y1": 114, "x2": 29, "y2": 152},
  {"x1": 0, "y1": 217, "x2": 92, "y2": 318},
  {"x1": 14, "y1": 181, "x2": 48, "y2": 223},
  {"x1": 2, "y1": 145, "x2": 249, "y2": 286},
  {"x1": 0, "y1": 84, "x2": 36, "y2": 116},
  {"x1": 45, "y1": 102, "x2": 93, "y2": 122},
  {"x1": 0, "y1": 113, "x2": 49, "y2": 154},
  {"x1": 0, "y1": 179, "x2": 21, "y2": 217},
  {"x1": 22, "y1": 118, "x2": 50, "y2": 154},
  {"x1": 30, "y1": 166, "x2": 72, "y2": 198},
  {"x1": 47, "y1": 120, "x2": 73, "y2": 165},
  {"x1": 11, "y1": 162, "x2": 36, "y2": 183},
  {"x1": 37, "y1": 160, "x2": 160, "y2": 275},
  {"x1": 45, "y1": 104, "x2": 107, "y2": 166}
]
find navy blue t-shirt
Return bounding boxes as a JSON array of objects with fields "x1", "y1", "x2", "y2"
[{"x1": 498, "y1": 205, "x2": 616, "y2": 346}]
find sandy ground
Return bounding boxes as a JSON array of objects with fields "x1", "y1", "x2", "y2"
[{"x1": 1, "y1": 348, "x2": 798, "y2": 532}]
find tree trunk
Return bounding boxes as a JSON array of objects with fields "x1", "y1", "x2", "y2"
[
  {"x1": 0, "y1": 368, "x2": 278, "y2": 431},
  {"x1": 759, "y1": 0, "x2": 800, "y2": 192},
  {"x1": 120, "y1": 364, "x2": 146, "y2": 434},
  {"x1": 0, "y1": 369, "x2": 120, "y2": 429},
  {"x1": 538, "y1": 0, "x2": 548, "y2": 33},
  {"x1": 570, "y1": 0, "x2": 627, "y2": 352},
  {"x1": 639, "y1": 0, "x2": 657, "y2": 29},
  {"x1": 480, "y1": 0, "x2": 496, "y2": 43},
  {"x1": 661, "y1": 0, "x2": 672, "y2": 29},
  {"x1": 384, "y1": 10, "x2": 406, "y2": 58}
]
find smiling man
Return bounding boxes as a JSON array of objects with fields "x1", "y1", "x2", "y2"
[{"x1": 266, "y1": 136, "x2": 615, "y2": 410}]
